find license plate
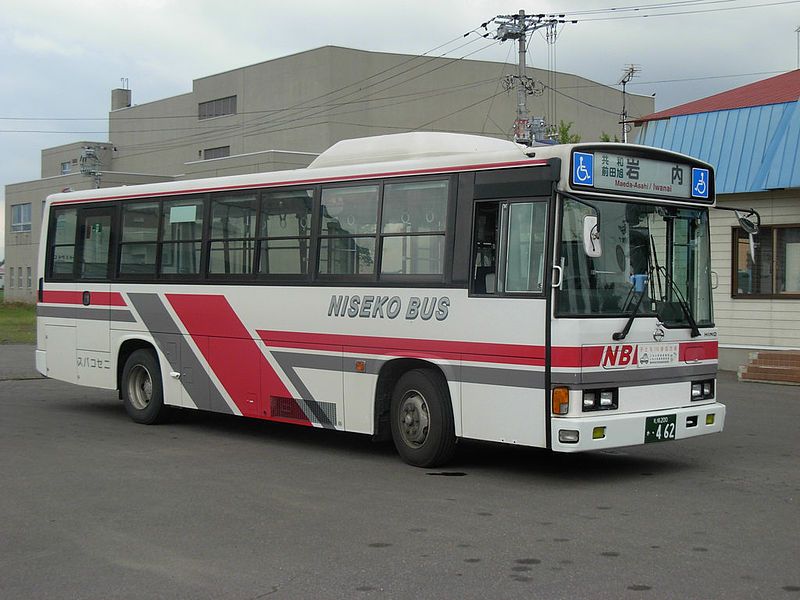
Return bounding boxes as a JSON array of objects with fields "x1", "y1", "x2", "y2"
[{"x1": 645, "y1": 414, "x2": 676, "y2": 443}]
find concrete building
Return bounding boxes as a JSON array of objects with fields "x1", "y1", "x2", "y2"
[
  {"x1": 4, "y1": 45, "x2": 653, "y2": 303},
  {"x1": 636, "y1": 70, "x2": 800, "y2": 379}
]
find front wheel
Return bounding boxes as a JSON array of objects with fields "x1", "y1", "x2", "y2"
[
  {"x1": 121, "y1": 349, "x2": 168, "y2": 424},
  {"x1": 390, "y1": 369, "x2": 456, "y2": 467}
]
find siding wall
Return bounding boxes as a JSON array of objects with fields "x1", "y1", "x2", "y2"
[{"x1": 712, "y1": 190, "x2": 800, "y2": 356}]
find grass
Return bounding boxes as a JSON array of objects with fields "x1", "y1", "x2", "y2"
[{"x1": 0, "y1": 290, "x2": 37, "y2": 344}]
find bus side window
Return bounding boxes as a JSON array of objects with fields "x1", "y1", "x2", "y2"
[
  {"x1": 472, "y1": 202, "x2": 499, "y2": 294},
  {"x1": 48, "y1": 208, "x2": 78, "y2": 279}
]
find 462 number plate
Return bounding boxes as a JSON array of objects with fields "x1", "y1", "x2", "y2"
[{"x1": 645, "y1": 414, "x2": 676, "y2": 443}]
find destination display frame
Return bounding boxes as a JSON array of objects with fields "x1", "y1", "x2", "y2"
[{"x1": 569, "y1": 146, "x2": 715, "y2": 205}]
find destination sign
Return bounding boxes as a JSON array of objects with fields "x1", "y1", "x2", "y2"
[{"x1": 572, "y1": 151, "x2": 711, "y2": 201}]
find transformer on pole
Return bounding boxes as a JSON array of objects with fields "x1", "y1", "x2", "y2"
[{"x1": 492, "y1": 10, "x2": 576, "y2": 145}]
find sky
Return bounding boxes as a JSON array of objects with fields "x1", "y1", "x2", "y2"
[{"x1": 2, "y1": 0, "x2": 799, "y2": 260}]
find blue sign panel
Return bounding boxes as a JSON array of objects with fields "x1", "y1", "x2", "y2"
[
  {"x1": 573, "y1": 152, "x2": 594, "y2": 187},
  {"x1": 692, "y1": 167, "x2": 710, "y2": 199}
]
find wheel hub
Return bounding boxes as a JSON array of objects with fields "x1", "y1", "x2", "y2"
[{"x1": 399, "y1": 391, "x2": 429, "y2": 447}]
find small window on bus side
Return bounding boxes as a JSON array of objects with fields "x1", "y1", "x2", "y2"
[
  {"x1": 49, "y1": 207, "x2": 78, "y2": 278},
  {"x1": 380, "y1": 180, "x2": 448, "y2": 276},
  {"x1": 471, "y1": 202, "x2": 500, "y2": 294},
  {"x1": 161, "y1": 197, "x2": 204, "y2": 276},
  {"x1": 505, "y1": 202, "x2": 548, "y2": 293},
  {"x1": 319, "y1": 185, "x2": 379, "y2": 276},
  {"x1": 119, "y1": 201, "x2": 159, "y2": 276},
  {"x1": 208, "y1": 193, "x2": 257, "y2": 275},
  {"x1": 258, "y1": 189, "x2": 313, "y2": 276}
]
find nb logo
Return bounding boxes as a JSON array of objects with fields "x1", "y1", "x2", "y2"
[{"x1": 601, "y1": 344, "x2": 638, "y2": 369}]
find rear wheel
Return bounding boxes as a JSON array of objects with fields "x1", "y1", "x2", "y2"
[
  {"x1": 390, "y1": 369, "x2": 456, "y2": 467},
  {"x1": 121, "y1": 349, "x2": 168, "y2": 424}
]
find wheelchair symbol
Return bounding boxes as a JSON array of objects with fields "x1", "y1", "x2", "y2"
[
  {"x1": 692, "y1": 168, "x2": 709, "y2": 198},
  {"x1": 573, "y1": 152, "x2": 593, "y2": 186}
]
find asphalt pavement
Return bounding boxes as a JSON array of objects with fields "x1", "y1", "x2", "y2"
[{"x1": 0, "y1": 344, "x2": 798, "y2": 599}]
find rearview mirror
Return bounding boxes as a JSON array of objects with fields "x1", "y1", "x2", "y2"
[
  {"x1": 583, "y1": 215, "x2": 601, "y2": 258},
  {"x1": 737, "y1": 213, "x2": 758, "y2": 235}
]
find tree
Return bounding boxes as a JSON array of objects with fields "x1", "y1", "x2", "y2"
[
  {"x1": 556, "y1": 120, "x2": 581, "y2": 144},
  {"x1": 600, "y1": 131, "x2": 620, "y2": 142}
]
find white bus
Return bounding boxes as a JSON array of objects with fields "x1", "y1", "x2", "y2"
[{"x1": 36, "y1": 132, "x2": 738, "y2": 467}]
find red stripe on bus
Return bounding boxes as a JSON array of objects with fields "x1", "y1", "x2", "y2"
[
  {"x1": 40, "y1": 290, "x2": 127, "y2": 306},
  {"x1": 258, "y1": 330, "x2": 547, "y2": 367},
  {"x1": 166, "y1": 294, "x2": 311, "y2": 425},
  {"x1": 50, "y1": 158, "x2": 548, "y2": 205},
  {"x1": 258, "y1": 331, "x2": 718, "y2": 368}
]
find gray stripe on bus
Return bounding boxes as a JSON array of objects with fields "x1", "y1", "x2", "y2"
[
  {"x1": 37, "y1": 305, "x2": 137, "y2": 322},
  {"x1": 127, "y1": 293, "x2": 232, "y2": 415},
  {"x1": 272, "y1": 350, "x2": 545, "y2": 390},
  {"x1": 270, "y1": 351, "x2": 338, "y2": 429},
  {"x1": 551, "y1": 363, "x2": 718, "y2": 388},
  {"x1": 460, "y1": 365, "x2": 545, "y2": 388}
]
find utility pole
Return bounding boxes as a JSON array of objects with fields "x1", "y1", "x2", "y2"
[
  {"x1": 796, "y1": 26, "x2": 800, "y2": 69},
  {"x1": 492, "y1": 10, "x2": 575, "y2": 145},
  {"x1": 618, "y1": 65, "x2": 640, "y2": 143}
]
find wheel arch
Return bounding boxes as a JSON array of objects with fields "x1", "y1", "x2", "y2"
[
  {"x1": 373, "y1": 358, "x2": 455, "y2": 441},
  {"x1": 116, "y1": 337, "x2": 158, "y2": 397}
]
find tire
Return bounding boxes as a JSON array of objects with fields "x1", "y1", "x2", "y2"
[
  {"x1": 121, "y1": 348, "x2": 168, "y2": 424},
  {"x1": 390, "y1": 368, "x2": 456, "y2": 468}
]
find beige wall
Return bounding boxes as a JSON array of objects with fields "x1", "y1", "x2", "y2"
[
  {"x1": 181, "y1": 150, "x2": 317, "y2": 179},
  {"x1": 711, "y1": 190, "x2": 800, "y2": 368}
]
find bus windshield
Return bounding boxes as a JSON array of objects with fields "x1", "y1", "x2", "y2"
[{"x1": 558, "y1": 196, "x2": 713, "y2": 327}]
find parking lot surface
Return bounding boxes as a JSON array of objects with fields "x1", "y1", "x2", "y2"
[{"x1": 1, "y1": 345, "x2": 798, "y2": 599}]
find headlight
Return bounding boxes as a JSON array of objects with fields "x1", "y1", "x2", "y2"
[
  {"x1": 691, "y1": 379, "x2": 715, "y2": 401},
  {"x1": 582, "y1": 388, "x2": 618, "y2": 412}
]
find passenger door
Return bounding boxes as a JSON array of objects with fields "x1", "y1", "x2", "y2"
[{"x1": 75, "y1": 206, "x2": 117, "y2": 387}]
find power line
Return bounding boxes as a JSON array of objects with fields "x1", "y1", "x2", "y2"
[{"x1": 575, "y1": 0, "x2": 800, "y2": 21}]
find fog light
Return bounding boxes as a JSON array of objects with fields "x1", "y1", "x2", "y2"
[
  {"x1": 691, "y1": 383, "x2": 702, "y2": 399},
  {"x1": 592, "y1": 426, "x2": 606, "y2": 440},
  {"x1": 559, "y1": 429, "x2": 579, "y2": 444},
  {"x1": 599, "y1": 391, "x2": 614, "y2": 407},
  {"x1": 706, "y1": 413, "x2": 715, "y2": 425},
  {"x1": 583, "y1": 392, "x2": 597, "y2": 410}
]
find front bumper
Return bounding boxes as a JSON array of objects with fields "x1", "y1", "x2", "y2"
[{"x1": 551, "y1": 402, "x2": 725, "y2": 452}]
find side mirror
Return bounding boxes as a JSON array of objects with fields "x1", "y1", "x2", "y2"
[
  {"x1": 583, "y1": 215, "x2": 602, "y2": 258},
  {"x1": 736, "y1": 213, "x2": 758, "y2": 235}
]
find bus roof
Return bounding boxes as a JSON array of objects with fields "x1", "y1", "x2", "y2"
[{"x1": 47, "y1": 132, "x2": 714, "y2": 206}]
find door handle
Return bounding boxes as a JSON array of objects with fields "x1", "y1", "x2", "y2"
[
  {"x1": 82, "y1": 291, "x2": 91, "y2": 306},
  {"x1": 551, "y1": 265, "x2": 563, "y2": 289}
]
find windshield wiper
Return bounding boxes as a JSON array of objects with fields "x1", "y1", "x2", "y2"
[
  {"x1": 656, "y1": 265, "x2": 701, "y2": 338},
  {"x1": 612, "y1": 287, "x2": 647, "y2": 341}
]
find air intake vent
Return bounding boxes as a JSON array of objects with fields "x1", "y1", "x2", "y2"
[{"x1": 270, "y1": 396, "x2": 306, "y2": 421}]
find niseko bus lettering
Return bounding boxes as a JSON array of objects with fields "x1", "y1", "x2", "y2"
[{"x1": 328, "y1": 294, "x2": 449, "y2": 321}]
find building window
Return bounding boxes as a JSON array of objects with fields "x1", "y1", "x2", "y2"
[
  {"x1": 203, "y1": 146, "x2": 231, "y2": 160},
  {"x1": 198, "y1": 96, "x2": 237, "y2": 120},
  {"x1": 26, "y1": 267, "x2": 32, "y2": 289},
  {"x1": 18, "y1": 267, "x2": 23, "y2": 289},
  {"x1": 733, "y1": 225, "x2": 800, "y2": 297},
  {"x1": 61, "y1": 161, "x2": 71, "y2": 175},
  {"x1": 11, "y1": 203, "x2": 32, "y2": 232},
  {"x1": 8, "y1": 268, "x2": 13, "y2": 288}
]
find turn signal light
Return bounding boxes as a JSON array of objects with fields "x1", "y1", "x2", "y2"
[{"x1": 552, "y1": 387, "x2": 570, "y2": 415}]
